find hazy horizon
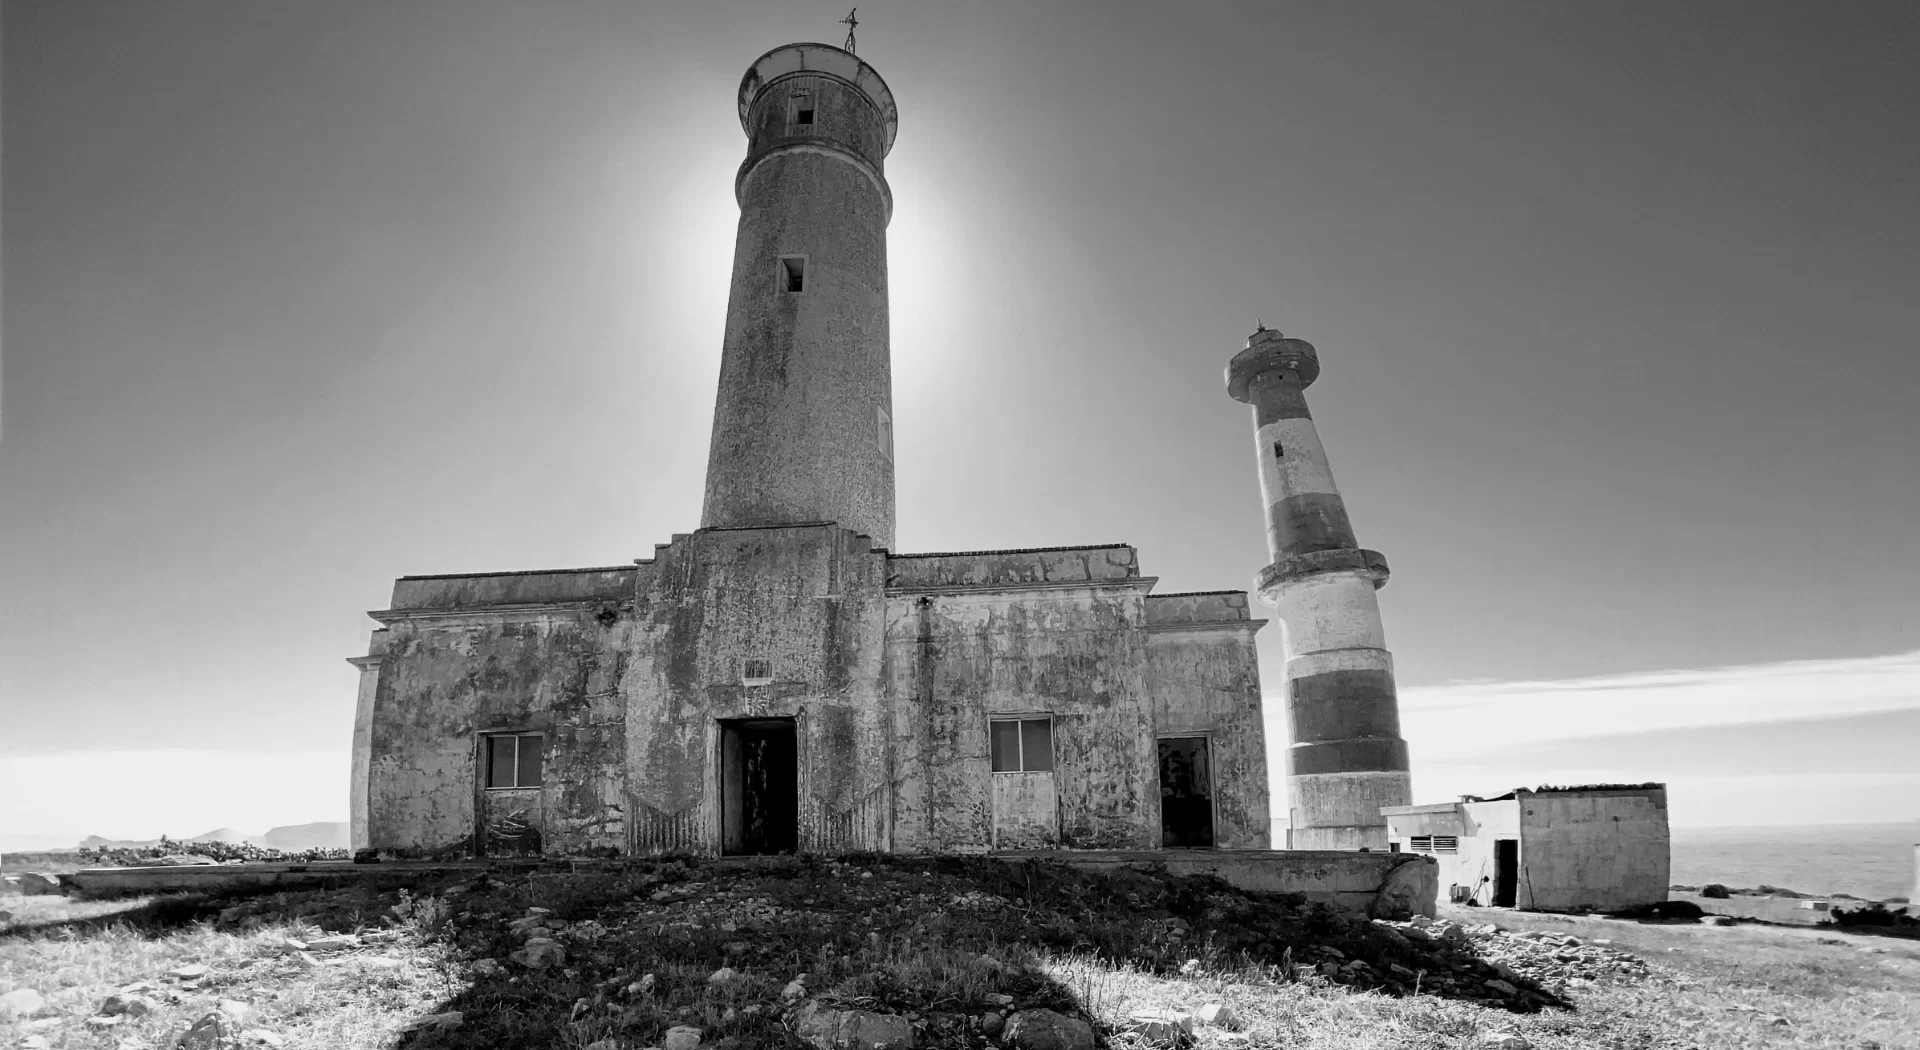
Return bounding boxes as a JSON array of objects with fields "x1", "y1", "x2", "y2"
[{"x1": 5, "y1": 2, "x2": 1916, "y2": 843}]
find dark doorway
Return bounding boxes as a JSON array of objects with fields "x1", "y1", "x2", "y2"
[
  {"x1": 1493, "y1": 838, "x2": 1519, "y2": 907},
  {"x1": 721, "y1": 719, "x2": 798, "y2": 855},
  {"x1": 1158, "y1": 737, "x2": 1215, "y2": 848}
]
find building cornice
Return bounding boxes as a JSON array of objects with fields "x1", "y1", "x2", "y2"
[
  {"x1": 886, "y1": 575, "x2": 1159, "y2": 598},
  {"x1": 1141, "y1": 618, "x2": 1269, "y2": 635},
  {"x1": 368, "y1": 602, "x2": 619, "y2": 628}
]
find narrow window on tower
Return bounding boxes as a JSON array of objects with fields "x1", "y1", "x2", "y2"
[
  {"x1": 876, "y1": 407, "x2": 893, "y2": 462},
  {"x1": 779, "y1": 255, "x2": 806, "y2": 294},
  {"x1": 790, "y1": 92, "x2": 815, "y2": 126}
]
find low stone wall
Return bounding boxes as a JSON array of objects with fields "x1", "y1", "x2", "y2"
[
  {"x1": 996, "y1": 849, "x2": 1437, "y2": 919},
  {"x1": 63, "y1": 850, "x2": 1438, "y2": 918},
  {"x1": 59, "y1": 861, "x2": 499, "y2": 899}
]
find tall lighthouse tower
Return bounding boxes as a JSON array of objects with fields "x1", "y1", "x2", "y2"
[
  {"x1": 1228, "y1": 327, "x2": 1412, "y2": 850},
  {"x1": 701, "y1": 43, "x2": 899, "y2": 550}
]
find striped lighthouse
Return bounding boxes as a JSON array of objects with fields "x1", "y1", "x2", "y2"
[{"x1": 1228, "y1": 327, "x2": 1412, "y2": 851}]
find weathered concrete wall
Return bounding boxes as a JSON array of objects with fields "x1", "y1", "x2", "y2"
[
  {"x1": 364, "y1": 582, "x2": 632, "y2": 858},
  {"x1": 1517, "y1": 788, "x2": 1670, "y2": 911},
  {"x1": 622, "y1": 525, "x2": 892, "y2": 855},
  {"x1": 1143, "y1": 591, "x2": 1271, "y2": 849},
  {"x1": 886, "y1": 551, "x2": 1160, "y2": 854},
  {"x1": 347, "y1": 630, "x2": 389, "y2": 852},
  {"x1": 1000, "y1": 849, "x2": 1437, "y2": 919}
]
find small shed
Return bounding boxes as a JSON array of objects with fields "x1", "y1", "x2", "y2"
[{"x1": 1380, "y1": 784, "x2": 1669, "y2": 912}]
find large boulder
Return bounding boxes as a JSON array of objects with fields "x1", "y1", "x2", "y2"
[
  {"x1": 792, "y1": 1000, "x2": 915, "y2": 1049},
  {"x1": 1002, "y1": 1009, "x2": 1096, "y2": 1050}
]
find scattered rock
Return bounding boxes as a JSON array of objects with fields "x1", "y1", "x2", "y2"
[
  {"x1": 781, "y1": 979, "x2": 808, "y2": 1001},
  {"x1": 102, "y1": 993, "x2": 159, "y2": 1017},
  {"x1": 661, "y1": 1024, "x2": 705, "y2": 1050},
  {"x1": 1002, "y1": 1008, "x2": 1096, "y2": 1050},
  {"x1": 981, "y1": 1013, "x2": 1006, "y2": 1037},
  {"x1": 1126, "y1": 1010, "x2": 1194, "y2": 1046},
  {"x1": 2, "y1": 988, "x2": 48, "y2": 1018},
  {"x1": 1701, "y1": 884, "x2": 1730, "y2": 899},
  {"x1": 168, "y1": 964, "x2": 212, "y2": 980},
  {"x1": 20, "y1": 1036, "x2": 50, "y2": 1050},
  {"x1": 276, "y1": 937, "x2": 308, "y2": 954},
  {"x1": 510, "y1": 937, "x2": 567, "y2": 969},
  {"x1": 471, "y1": 958, "x2": 506, "y2": 977},
  {"x1": 218, "y1": 1000, "x2": 255, "y2": 1023},
  {"x1": 361, "y1": 956, "x2": 405, "y2": 970},
  {"x1": 983, "y1": 993, "x2": 1015, "y2": 1008},
  {"x1": 404, "y1": 1011, "x2": 464, "y2": 1031},
  {"x1": 241, "y1": 1031, "x2": 288, "y2": 1047},
  {"x1": 1483, "y1": 1034, "x2": 1531, "y2": 1050},
  {"x1": 1484, "y1": 979, "x2": 1519, "y2": 996},
  {"x1": 303, "y1": 934, "x2": 359, "y2": 952},
  {"x1": 1195, "y1": 1002, "x2": 1240, "y2": 1029},
  {"x1": 86, "y1": 1013, "x2": 127, "y2": 1027},
  {"x1": 626, "y1": 973, "x2": 658, "y2": 997},
  {"x1": 792, "y1": 1001, "x2": 915, "y2": 1049},
  {"x1": 584, "y1": 1041, "x2": 626, "y2": 1050},
  {"x1": 706, "y1": 966, "x2": 737, "y2": 985},
  {"x1": 176, "y1": 1012, "x2": 235, "y2": 1049}
]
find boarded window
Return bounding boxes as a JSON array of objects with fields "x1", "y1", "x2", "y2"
[
  {"x1": 486, "y1": 733, "x2": 543, "y2": 789},
  {"x1": 742, "y1": 658, "x2": 772, "y2": 684},
  {"x1": 1408, "y1": 834, "x2": 1434, "y2": 852},
  {"x1": 1432, "y1": 835, "x2": 1460, "y2": 853},
  {"x1": 877, "y1": 407, "x2": 893, "y2": 462},
  {"x1": 990, "y1": 717, "x2": 1054, "y2": 772}
]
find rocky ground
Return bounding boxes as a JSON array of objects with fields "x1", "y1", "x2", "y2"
[{"x1": 4, "y1": 855, "x2": 1916, "y2": 1049}]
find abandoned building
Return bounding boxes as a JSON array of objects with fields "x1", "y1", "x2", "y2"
[
  {"x1": 346, "y1": 41, "x2": 1408, "y2": 862},
  {"x1": 1380, "y1": 785, "x2": 1671, "y2": 912}
]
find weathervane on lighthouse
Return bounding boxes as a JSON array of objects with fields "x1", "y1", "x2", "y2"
[{"x1": 840, "y1": 8, "x2": 859, "y2": 52}]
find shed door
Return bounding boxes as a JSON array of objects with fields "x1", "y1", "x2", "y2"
[
  {"x1": 1493, "y1": 838, "x2": 1519, "y2": 907},
  {"x1": 1158, "y1": 737, "x2": 1215, "y2": 848}
]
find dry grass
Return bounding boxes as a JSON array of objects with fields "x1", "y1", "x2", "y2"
[{"x1": 3, "y1": 869, "x2": 1916, "y2": 1050}]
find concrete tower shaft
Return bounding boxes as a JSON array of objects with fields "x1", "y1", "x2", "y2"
[
  {"x1": 1227, "y1": 328, "x2": 1412, "y2": 851},
  {"x1": 701, "y1": 43, "x2": 899, "y2": 549}
]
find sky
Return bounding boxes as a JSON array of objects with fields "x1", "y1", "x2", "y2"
[{"x1": 3, "y1": 1, "x2": 1916, "y2": 849}]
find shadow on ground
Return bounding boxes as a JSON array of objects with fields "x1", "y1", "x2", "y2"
[{"x1": 7, "y1": 856, "x2": 1573, "y2": 1048}]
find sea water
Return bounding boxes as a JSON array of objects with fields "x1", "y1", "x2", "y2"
[{"x1": 1670, "y1": 822, "x2": 1917, "y2": 900}]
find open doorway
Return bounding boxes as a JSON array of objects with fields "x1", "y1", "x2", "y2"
[
  {"x1": 1158, "y1": 737, "x2": 1215, "y2": 848},
  {"x1": 720, "y1": 719, "x2": 798, "y2": 855},
  {"x1": 1493, "y1": 838, "x2": 1519, "y2": 907}
]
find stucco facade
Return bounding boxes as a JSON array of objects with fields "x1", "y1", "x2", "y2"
[
  {"x1": 353, "y1": 539, "x2": 1269, "y2": 858},
  {"x1": 1381, "y1": 786, "x2": 1671, "y2": 912}
]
